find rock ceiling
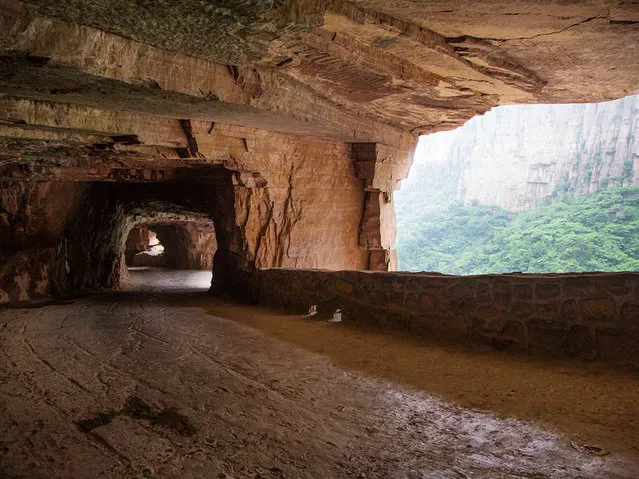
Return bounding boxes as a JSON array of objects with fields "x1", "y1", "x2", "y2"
[{"x1": 2, "y1": 0, "x2": 638, "y2": 144}]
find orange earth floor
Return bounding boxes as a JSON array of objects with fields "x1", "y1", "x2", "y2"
[{"x1": 1, "y1": 268, "x2": 637, "y2": 478}]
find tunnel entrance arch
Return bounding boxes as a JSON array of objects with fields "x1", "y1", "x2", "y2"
[{"x1": 53, "y1": 165, "x2": 256, "y2": 297}]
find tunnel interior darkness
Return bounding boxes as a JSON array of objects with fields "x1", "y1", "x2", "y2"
[{"x1": 43, "y1": 166, "x2": 252, "y2": 297}]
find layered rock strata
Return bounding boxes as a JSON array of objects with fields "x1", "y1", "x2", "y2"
[{"x1": 1, "y1": 0, "x2": 638, "y2": 302}]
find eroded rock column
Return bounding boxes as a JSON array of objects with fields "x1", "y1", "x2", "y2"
[{"x1": 352, "y1": 142, "x2": 414, "y2": 271}]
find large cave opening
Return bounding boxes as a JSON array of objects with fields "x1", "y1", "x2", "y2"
[
  {"x1": 2, "y1": 1, "x2": 639, "y2": 475},
  {"x1": 396, "y1": 95, "x2": 639, "y2": 274}
]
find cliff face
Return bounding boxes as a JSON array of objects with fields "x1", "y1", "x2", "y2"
[{"x1": 412, "y1": 95, "x2": 639, "y2": 211}]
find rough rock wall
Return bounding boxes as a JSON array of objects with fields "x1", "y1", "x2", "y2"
[
  {"x1": 193, "y1": 123, "x2": 370, "y2": 272},
  {"x1": 18, "y1": 0, "x2": 325, "y2": 65},
  {"x1": 0, "y1": 121, "x2": 370, "y2": 301},
  {"x1": 154, "y1": 223, "x2": 217, "y2": 271},
  {"x1": 7, "y1": 0, "x2": 639, "y2": 137},
  {"x1": 0, "y1": 181, "x2": 87, "y2": 303},
  {"x1": 445, "y1": 96, "x2": 639, "y2": 211},
  {"x1": 254, "y1": 268, "x2": 639, "y2": 367}
]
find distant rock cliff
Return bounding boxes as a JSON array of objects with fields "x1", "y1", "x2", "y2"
[{"x1": 411, "y1": 95, "x2": 639, "y2": 212}]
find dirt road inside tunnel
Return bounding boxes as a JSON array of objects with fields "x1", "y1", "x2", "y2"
[{"x1": 0, "y1": 271, "x2": 638, "y2": 478}]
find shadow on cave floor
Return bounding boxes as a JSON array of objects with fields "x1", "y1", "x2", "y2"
[{"x1": 121, "y1": 267, "x2": 212, "y2": 295}]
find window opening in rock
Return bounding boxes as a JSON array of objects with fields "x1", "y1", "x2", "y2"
[
  {"x1": 140, "y1": 229, "x2": 165, "y2": 260},
  {"x1": 147, "y1": 230, "x2": 164, "y2": 251},
  {"x1": 395, "y1": 95, "x2": 639, "y2": 274},
  {"x1": 125, "y1": 226, "x2": 166, "y2": 268}
]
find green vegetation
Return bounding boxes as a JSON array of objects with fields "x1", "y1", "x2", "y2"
[
  {"x1": 396, "y1": 187, "x2": 639, "y2": 274},
  {"x1": 622, "y1": 159, "x2": 634, "y2": 185}
]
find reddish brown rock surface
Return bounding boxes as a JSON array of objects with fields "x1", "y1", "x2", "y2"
[
  {"x1": 125, "y1": 223, "x2": 217, "y2": 270},
  {"x1": 1, "y1": 0, "x2": 638, "y2": 302},
  {"x1": 1, "y1": 6, "x2": 639, "y2": 475}
]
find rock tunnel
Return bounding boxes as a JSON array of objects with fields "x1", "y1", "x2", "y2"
[
  {"x1": 124, "y1": 222, "x2": 217, "y2": 271},
  {"x1": 2, "y1": 0, "x2": 637, "y2": 303},
  {"x1": 1, "y1": 0, "x2": 639, "y2": 477}
]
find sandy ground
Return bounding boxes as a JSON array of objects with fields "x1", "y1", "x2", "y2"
[{"x1": 0, "y1": 268, "x2": 637, "y2": 478}]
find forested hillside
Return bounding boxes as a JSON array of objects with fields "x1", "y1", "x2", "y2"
[
  {"x1": 396, "y1": 96, "x2": 639, "y2": 274},
  {"x1": 397, "y1": 187, "x2": 639, "y2": 273}
]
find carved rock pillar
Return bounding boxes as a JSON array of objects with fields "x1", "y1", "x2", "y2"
[{"x1": 352, "y1": 142, "x2": 414, "y2": 271}]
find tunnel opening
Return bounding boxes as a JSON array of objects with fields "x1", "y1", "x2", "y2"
[
  {"x1": 0, "y1": 164, "x2": 257, "y2": 302},
  {"x1": 122, "y1": 220, "x2": 217, "y2": 293},
  {"x1": 124, "y1": 221, "x2": 217, "y2": 272},
  {"x1": 125, "y1": 226, "x2": 166, "y2": 268},
  {"x1": 395, "y1": 95, "x2": 639, "y2": 275},
  {"x1": 63, "y1": 179, "x2": 221, "y2": 294}
]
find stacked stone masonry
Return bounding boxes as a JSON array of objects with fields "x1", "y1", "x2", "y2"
[{"x1": 253, "y1": 269, "x2": 639, "y2": 367}]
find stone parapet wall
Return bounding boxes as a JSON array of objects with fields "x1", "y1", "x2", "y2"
[{"x1": 252, "y1": 269, "x2": 639, "y2": 367}]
